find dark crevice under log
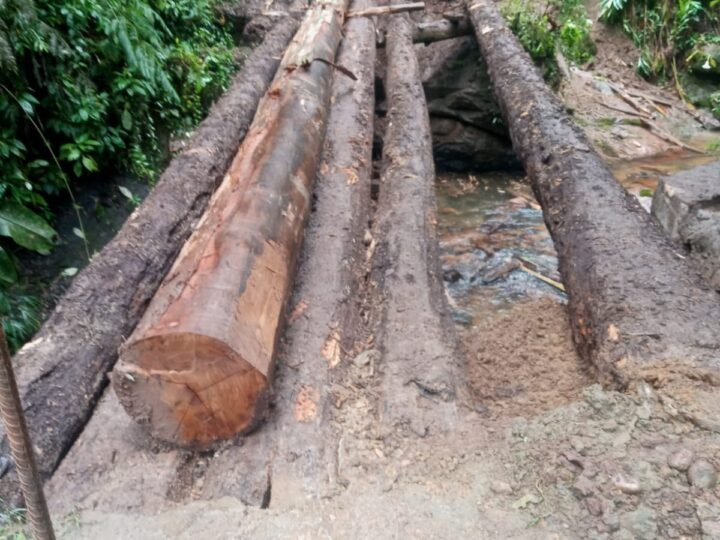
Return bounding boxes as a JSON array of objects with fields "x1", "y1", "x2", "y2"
[
  {"x1": 0, "y1": 19, "x2": 299, "y2": 509},
  {"x1": 113, "y1": 0, "x2": 350, "y2": 447},
  {"x1": 373, "y1": 9, "x2": 460, "y2": 436},
  {"x1": 466, "y1": 0, "x2": 720, "y2": 387}
]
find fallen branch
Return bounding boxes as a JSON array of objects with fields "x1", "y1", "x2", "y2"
[
  {"x1": 378, "y1": 17, "x2": 473, "y2": 46},
  {"x1": 517, "y1": 264, "x2": 566, "y2": 292},
  {"x1": 348, "y1": 2, "x2": 424, "y2": 17}
]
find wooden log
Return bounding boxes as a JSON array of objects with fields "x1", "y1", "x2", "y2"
[
  {"x1": 373, "y1": 8, "x2": 459, "y2": 435},
  {"x1": 377, "y1": 17, "x2": 473, "y2": 47},
  {"x1": 349, "y1": 2, "x2": 424, "y2": 18},
  {"x1": 466, "y1": 0, "x2": 720, "y2": 387},
  {"x1": 113, "y1": 0, "x2": 350, "y2": 447},
  {"x1": 201, "y1": 0, "x2": 378, "y2": 504},
  {"x1": 0, "y1": 19, "x2": 298, "y2": 509}
]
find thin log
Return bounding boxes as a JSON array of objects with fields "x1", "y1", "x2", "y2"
[
  {"x1": 373, "y1": 8, "x2": 459, "y2": 434},
  {"x1": 113, "y1": 0, "x2": 350, "y2": 447},
  {"x1": 466, "y1": 0, "x2": 720, "y2": 387},
  {"x1": 0, "y1": 19, "x2": 298, "y2": 508},
  {"x1": 378, "y1": 17, "x2": 473, "y2": 46},
  {"x1": 348, "y1": 2, "x2": 424, "y2": 18}
]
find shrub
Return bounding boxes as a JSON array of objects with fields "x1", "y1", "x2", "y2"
[{"x1": 0, "y1": 0, "x2": 237, "y2": 350}]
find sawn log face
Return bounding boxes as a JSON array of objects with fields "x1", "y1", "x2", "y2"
[
  {"x1": 0, "y1": 19, "x2": 298, "y2": 509},
  {"x1": 114, "y1": 0, "x2": 350, "y2": 446},
  {"x1": 466, "y1": 0, "x2": 720, "y2": 385}
]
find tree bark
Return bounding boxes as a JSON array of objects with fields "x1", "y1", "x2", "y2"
[
  {"x1": 466, "y1": 0, "x2": 720, "y2": 387},
  {"x1": 0, "y1": 19, "x2": 298, "y2": 508},
  {"x1": 113, "y1": 0, "x2": 350, "y2": 447},
  {"x1": 372, "y1": 9, "x2": 459, "y2": 436}
]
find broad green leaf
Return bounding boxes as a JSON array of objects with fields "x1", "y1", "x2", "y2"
[
  {"x1": 121, "y1": 109, "x2": 133, "y2": 131},
  {"x1": 82, "y1": 156, "x2": 98, "y2": 172},
  {"x1": 118, "y1": 185, "x2": 133, "y2": 200},
  {"x1": 0, "y1": 247, "x2": 17, "y2": 284},
  {"x1": 72, "y1": 227, "x2": 85, "y2": 240},
  {"x1": 0, "y1": 202, "x2": 57, "y2": 254},
  {"x1": 61, "y1": 267, "x2": 78, "y2": 277}
]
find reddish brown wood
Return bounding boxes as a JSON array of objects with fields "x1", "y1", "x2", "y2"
[{"x1": 113, "y1": 0, "x2": 350, "y2": 446}]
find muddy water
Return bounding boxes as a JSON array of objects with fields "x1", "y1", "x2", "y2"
[
  {"x1": 436, "y1": 151, "x2": 720, "y2": 325},
  {"x1": 436, "y1": 171, "x2": 564, "y2": 327},
  {"x1": 436, "y1": 153, "x2": 719, "y2": 415}
]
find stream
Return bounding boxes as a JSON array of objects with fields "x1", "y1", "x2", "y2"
[{"x1": 436, "y1": 151, "x2": 720, "y2": 329}]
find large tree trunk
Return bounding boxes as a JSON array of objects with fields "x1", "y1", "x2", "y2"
[
  {"x1": 466, "y1": 0, "x2": 720, "y2": 387},
  {"x1": 372, "y1": 9, "x2": 460, "y2": 436},
  {"x1": 200, "y1": 0, "x2": 377, "y2": 504},
  {"x1": 0, "y1": 19, "x2": 298, "y2": 508},
  {"x1": 113, "y1": 0, "x2": 350, "y2": 447}
]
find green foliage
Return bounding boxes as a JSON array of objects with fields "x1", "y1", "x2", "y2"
[
  {"x1": 599, "y1": 0, "x2": 720, "y2": 80},
  {"x1": 0, "y1": 0, "x2": 237, "y2": 349},
  {"x1": 503, "y1": 0, "x2": 596, "y2": 85}
]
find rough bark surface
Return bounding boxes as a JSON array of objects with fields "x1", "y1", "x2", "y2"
[
  {"x1": 201, "y1": 1, "x2": 376, "y2": 502},
  {"x1": 113, "y1": 0, "x2": 350, "y2": 446},
  {"x1": 46, "y1": 0, "x2": 376, "y2": 511},
  {"x1": 373, "y1": 10, "x2": 460, "y2": 436},
  {"x1": 0, "y1": 19, "x2": 298, "y2": 508},
  {"x1": 466, "y1": 0, "x2": 720, "y2": 386}
]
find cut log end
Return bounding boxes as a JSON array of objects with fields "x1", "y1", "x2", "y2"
[{"x1": 113, "y1": 334, "x2": 269, "y2": 446}]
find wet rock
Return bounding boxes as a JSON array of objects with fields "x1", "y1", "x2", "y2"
[
  {"x1": 687, "y1": 459, "x2": 718, "y2": 489},
  {"x1": 652, "y1": 161, "x2": 720, "y2": 288},
  {"x1": 416, "y1": 36, "x2": 517, "y2": 171},
  {"x1": 667, "y1": 448, "x2": 694, "y2": 472},
  {"x1": 619, "y1": 505, "x2": 657, "y2": 540}
]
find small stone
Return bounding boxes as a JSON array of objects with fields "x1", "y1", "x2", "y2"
[
  {"x1": 490, "y1": 481, "x2": 513, "y2": 495},
  {"x1": 620, "y1": 505, "x2": 657, "y2": 540},
  {"x1": 603, "y1": 513, "x2": 621, "y2": 532},
  {"x1": 667, "y1": 448, "x2": 694, "y2": 472},
  {"x1": 687, "y1": 459, "x2": 718, "y2": 489},
  {"x1": 586, "y1": 496, "x2": 604, "y2": 516},
  {"x1": 571, "y1": 476, "x2": 594, "y2": 499},
  {"x1": 352, "y1": 349, "x2": 378, "y2": 367},
  {"x1": 614, "y1": 475, "x2": 643, "y2": 495}
]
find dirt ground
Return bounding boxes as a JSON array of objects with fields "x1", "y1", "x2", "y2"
[{"x1": 21, "y1": 3, "x2": 720, "y2": 540}]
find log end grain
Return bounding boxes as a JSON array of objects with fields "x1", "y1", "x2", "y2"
[{"x1": 113, "y1": 334, "x2": 269, "y2": 446}]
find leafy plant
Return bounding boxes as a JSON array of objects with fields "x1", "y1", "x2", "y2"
[
  {"x1": 599, "y1": 0, "x2": 720, "y2": 83},
  {"x1": 0, "y1": 0, "x2": 237, "y2": 350},
  {"x1": 503, "y1": 0, "x2": 596, "y2": 86}
]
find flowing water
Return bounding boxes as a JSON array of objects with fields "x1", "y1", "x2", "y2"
[{"x1": 436, "y1": 151, "x2": 720, "y2": 328}]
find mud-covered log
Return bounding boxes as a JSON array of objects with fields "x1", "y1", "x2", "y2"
[
  {"x1": 379, "y1": 17, "x2": 472, "y2": 46},
  {"x1": 373, "y1": 9, "x2": 459, "y2": 435},
  {"x1": 113, "y1": 0, "x2": 350, "y2": 447},
  {"x1": 466, "y1": 0, "x2": 720, "y2": 386},
  {"x1": 0, "y1": 20, "x2": 298, "y2": 508}
]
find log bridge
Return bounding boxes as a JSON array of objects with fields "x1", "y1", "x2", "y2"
[{"x1": 1, "y1": 0, "x2": 719, "y2": 506}]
